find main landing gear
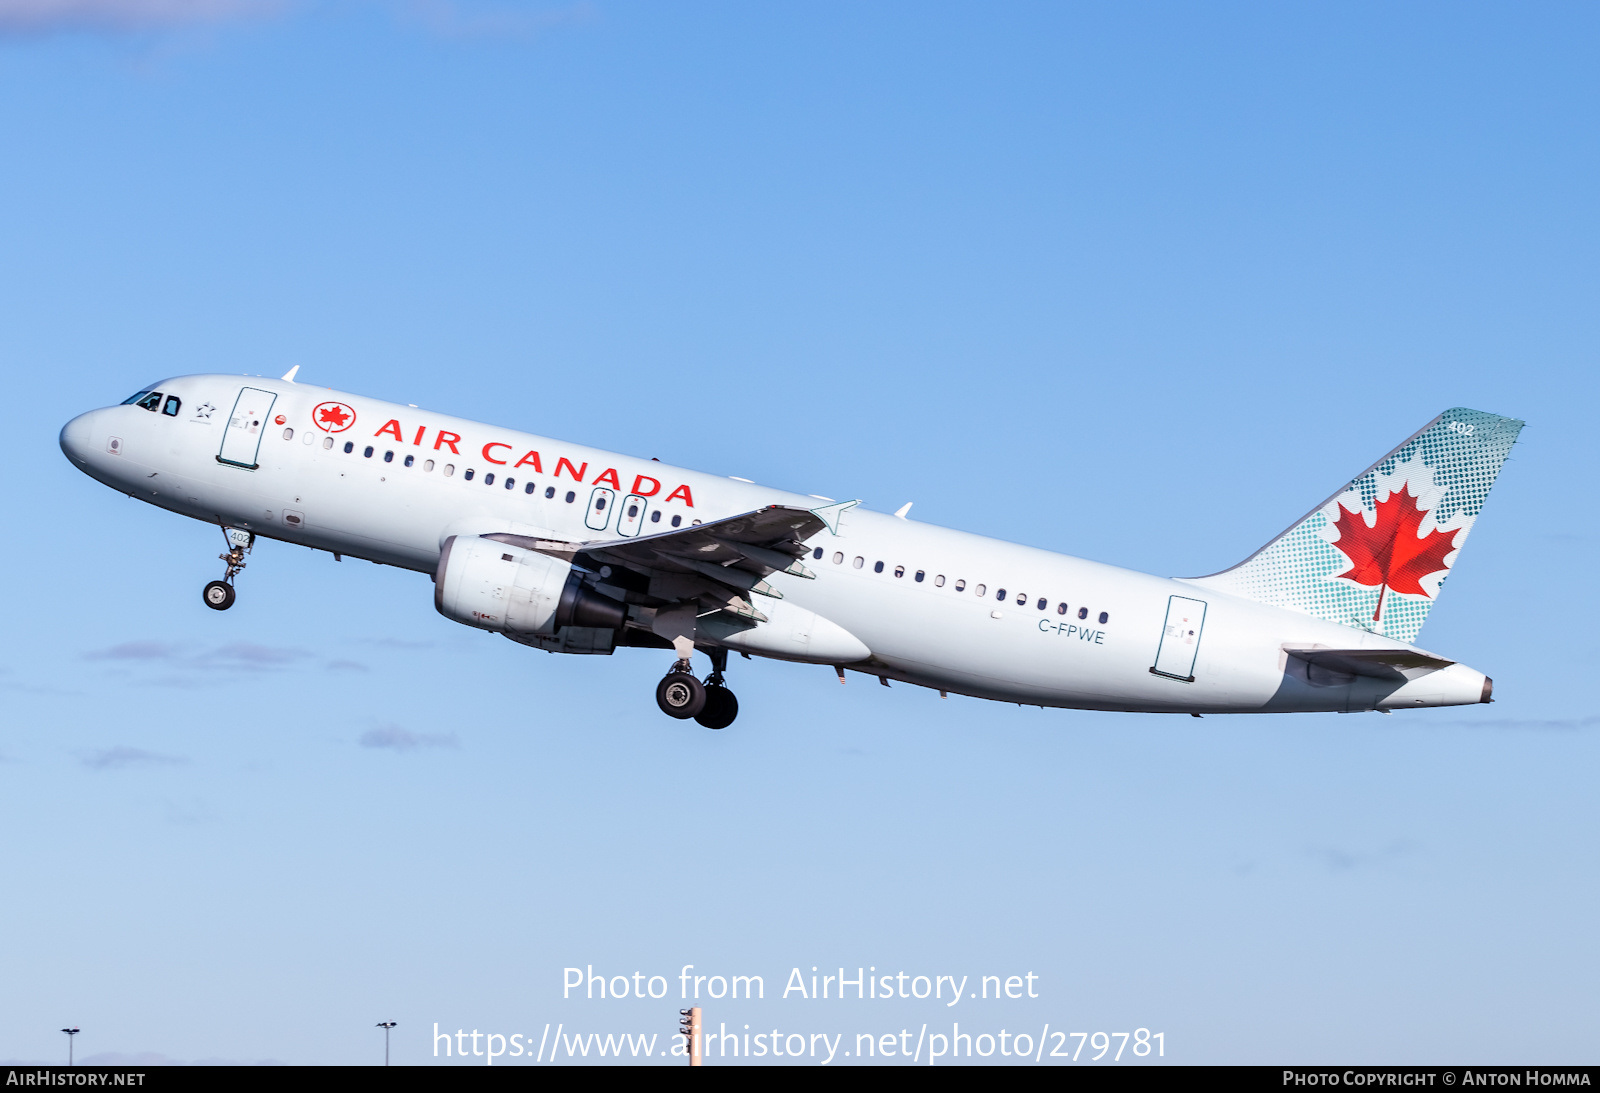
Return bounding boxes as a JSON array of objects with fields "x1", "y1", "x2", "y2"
[
  {"x1": 203, "y1": 527, "x2": 253, "y2": 612},
  {"x1": 655, "y1": 647, "x2": 739, "y2": 729}
]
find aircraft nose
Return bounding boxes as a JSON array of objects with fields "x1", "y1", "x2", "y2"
[{"x1": 59, "y1": 410, "x2": 99, "y2": 465}]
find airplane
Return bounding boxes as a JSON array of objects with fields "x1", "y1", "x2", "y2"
[{"x1": 59, "y1": 369, "x2": 1521, "y2": 729}]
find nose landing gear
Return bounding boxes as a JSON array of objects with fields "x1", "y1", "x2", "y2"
[
  {"x1": 653, "y1": 646, "x2": 740, "y2": 729},
  {"x1": 203, "y1": 527, "x2": 253, "y2": 612}
]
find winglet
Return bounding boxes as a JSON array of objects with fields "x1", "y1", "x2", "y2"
[
  {"x1": 281, "y1": 365, "x2": 300, "y2": 383},
  {"x1": 894, "y1": 502, "x2": 913, "y2": 520},
  {"x1": 810, "y1": 499, "x2": 861, "y2": 535}
]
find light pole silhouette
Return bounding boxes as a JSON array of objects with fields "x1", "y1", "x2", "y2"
[
  {"x1": 61, "y1": 1028, "x2": 79, "y2": 1067},
  {"x1": 376, "y1": 1022, "x2": 397, "y2": 1065}
]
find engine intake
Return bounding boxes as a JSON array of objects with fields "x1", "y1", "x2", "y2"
[{"x1": 435, "y1": 535, "x2": 625, "y2": 635}]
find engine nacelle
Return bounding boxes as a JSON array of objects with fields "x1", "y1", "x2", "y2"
[{"x1": 435, "y1": 535, "x2": 626, "y2": 636}]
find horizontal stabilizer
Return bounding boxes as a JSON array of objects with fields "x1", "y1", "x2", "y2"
[{"x1": 1284, "y1": 645, "x2": 1453, "y2": 679}]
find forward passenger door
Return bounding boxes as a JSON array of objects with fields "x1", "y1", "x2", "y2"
[{"x1": 217, "y1": 387, "x2": 277, "y2": 469}]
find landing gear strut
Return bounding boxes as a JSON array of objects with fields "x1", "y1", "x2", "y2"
[
  {"x1": 653, "y1": 646, "x2": 740, "y2": 728},
  {"x1": 203, "y1": 527, "x2": 253, "y2": 612}
]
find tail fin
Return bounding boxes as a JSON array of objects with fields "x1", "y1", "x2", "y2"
[{"x1": 1190, "y1": 407, "x2": 1524, "y2": 644}]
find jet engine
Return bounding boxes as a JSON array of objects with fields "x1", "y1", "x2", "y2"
[{"x1": 435, "y1": 535, "x2": 626, "y2": 636}]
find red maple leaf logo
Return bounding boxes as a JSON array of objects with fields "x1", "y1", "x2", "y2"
[
  {"x1": 1329, "y1": 484, "x2": 1460, "y2": 622},
  {"x1": 312, "y1": 402, "x2": 356, "y2": 432}
]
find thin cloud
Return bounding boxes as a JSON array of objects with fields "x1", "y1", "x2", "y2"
[
  {"x1": 364, "y1": 637, "x2": 435, "y2": 650},
  {"x1": 360, "y1": 724, "x2": 458, "y2": 751},
  {"x1": 1437, "y1": 715, "x2": 1600, "y2": 731},
  {"x1": 81, "y1": 746, "x2": 186, "y2": 770},
  {"x1": 87, "y1": 640, "x2": 181, "y2": 661},
  {"x1": 1305, "y1": 840, "x2": 1416, "y2": 874},
  {"x1": 86, "y1": 640, "x2": 309, "y2": 670},
  {"x1": 0, "y1": 0, "x2": 285, "y2": 33},
  {"x1": 326, "y1": 658, "x2": 370, "y2": 672},
  {"x1": 206, "y1": 642, "x2": 308, "y2": 668}
]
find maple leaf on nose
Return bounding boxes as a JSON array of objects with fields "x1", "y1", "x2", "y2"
[{"x1": 1330, "y1": 484, "x2": 1461, "y2": 620}]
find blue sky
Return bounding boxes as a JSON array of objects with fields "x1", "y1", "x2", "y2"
[{"x1": 1, "y1": 0, "x2": 1596, "y2": 1066}]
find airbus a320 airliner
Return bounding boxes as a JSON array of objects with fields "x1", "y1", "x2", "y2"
[{"x1": 61, "y1": 371, "x2": 1521, "y2": 729}]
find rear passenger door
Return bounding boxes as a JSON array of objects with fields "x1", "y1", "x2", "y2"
[{"x1": 1151, "y1": 595, "x2": 1207, "y2": 682}]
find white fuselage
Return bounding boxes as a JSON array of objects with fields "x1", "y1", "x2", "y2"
[{"x1": 60, "y1": 375, "x2": 1492, "y2": 714}]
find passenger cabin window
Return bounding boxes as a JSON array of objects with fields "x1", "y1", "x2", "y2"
[
  {"x1": 163, "y1": 396, "x2": 182, "y2": 417},
  {"x1": 135, "y1": 391, "x2": 163, "y2": 411},
  {"x1": 833, "y1": 552, "x2": 844, "y2": 564},
  {"x1": 444, "y1": 464, "x2": 455, "y2": 476},
  {"x1": 1016, "y1": 592, "x2": 1027, "y2": 606},
  {"x1": 384, "y1": 451, "x2": 394, "y2": 463},
  {"x1": 281, "y1": 427, "x2": 293, "y2": 440},
  {"x1": 671, "y1": 515, "x2": 682, "y2": 527},
  {"x1": 404, "y1": 455, "x2": 414, "y2": 467},
  {"x1": 1057, "y1": 603, "x2": 1068, "y2": 615},
  {"x1": 1099, "y1": 611, "x2": 1109, "y2": 624},
  {"x1": 954, "y1": 579, "x2": 965, "y2": 591},
  {"x1": 484, "y1": 472, "x2": 495, "y2": 485},
  {"x1": 915, "y1": 571, "x2": 925, "y2": 582},
  {"x1": 564, "y1": 490, "x2": 575, "y2": 503},
  {"x1": 996, "y1": 588, "x2": 1007, "y2": 601},
  {"x1": 1036, "y1": 598, "x2": 1047, "y2": 610},
  {"x1": 893, "y1": 566, "x2": 905, "y2": 578},
  {"x1": 505, "y1": 477, "x2": 515, "y2": 489},
  {"x1": 812, "y1": 547, "x2": 824, "y2": 560},
  {"x1": 525, "y1": 482, "x2": 536, "y2": 494},
  {"x1": 323, "y1": 437, "x2": 334, "y2": 450},
  {"x1": 343, "y1": 441, "x2": 354, "y2": 454},
  {"x1": 650, "y1": 510, "x2": 661, "y2": 522},
  {"x1": 873, "y1": 561, "x2": 885, "y2": 573},
  {"x1": 853, "y1": 556, "x2": 864, "y2": 569},
  {"x1": 363, "y1": 446, "x2": 374, "y2": 458},
  {"x1": 465, "y1": 469, "x2": 475, "y2": 481},
  {"x1": 975, "y1": 584, "x2": 986, "y2": 596},
  {"x1": 424, "y1": 459, "x2": 434, "y2": 471},
  {"x1": 934, "y1": 575, "x2": 945, "y2": 587},
  {"x1": 1078, "y1": 607, "x2": 1088, "y2": 619},
  {"x1": 545, "y1": 486, "x2": 556, "y2": 499}
]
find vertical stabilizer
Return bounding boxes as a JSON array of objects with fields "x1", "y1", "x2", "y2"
[{"x1": 1188, "y1": 408, "x2": 1523, "y2": 644}]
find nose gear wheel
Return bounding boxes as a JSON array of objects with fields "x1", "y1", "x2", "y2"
[
  {"x1": 202, "y1": 580, "x2": 235, "y2": 611},
  {"x1": 204, "y1": 526, "x2": 253, "y2": 611}
]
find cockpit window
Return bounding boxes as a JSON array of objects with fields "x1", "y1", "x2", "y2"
[
  {"x1": 121, "y1": 386, "x2": 158, "y2": 406},
  {"x1": 162, "y1": 396, "x2": 181, "y2": 417},
  {"x1": 133, "y1": 391, "x2": 163, "y2": 411}
]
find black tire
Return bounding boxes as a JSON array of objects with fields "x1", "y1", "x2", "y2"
[
  {"x1": 203, "y1": 580, "x2": 235, "y2": 611},
  {"x1": 695, "y1": 685, "x2": 739, "y2": 730},
  {"x1": 656, "y1": 673, "x2": 706, "y2": 719}
]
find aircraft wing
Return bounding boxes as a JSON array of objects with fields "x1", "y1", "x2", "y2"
[{"x1": 486, "y1": 505, "x2": 828, "y2": 624}]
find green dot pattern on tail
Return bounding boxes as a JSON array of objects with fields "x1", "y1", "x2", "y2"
[{"x1": 1189, "y1": 408, "x2": 1524, "y2": 646}]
